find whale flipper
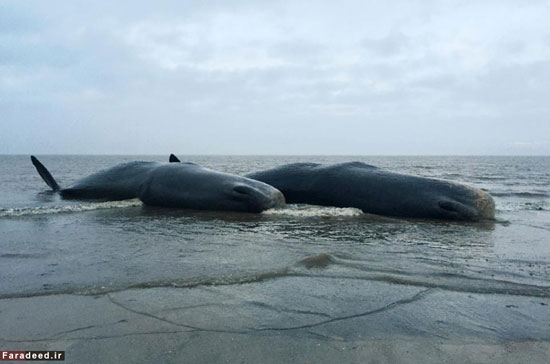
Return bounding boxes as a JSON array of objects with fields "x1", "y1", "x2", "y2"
[
  {"x1": 169, "y1": 154, "x2": 181, "y2": 163},
  {"x1": 30, "y1": 156, "x2": 60, "y2": 192}
]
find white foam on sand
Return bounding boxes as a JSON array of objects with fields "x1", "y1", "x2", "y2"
[
  {"x1": 263, "y1": 204, "x2": 364, "y2": 217},
  {"x1": 0, "y1": 199, "x2": 142, "y2": 217}
]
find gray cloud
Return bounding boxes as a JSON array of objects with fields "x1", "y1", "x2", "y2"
[
  {"x1": 361, "y1": 32, "x2": 410, "y2": 57},
  {"x1": 0, "y1": 2, "x2": 44, "y2": 34},
  {"x1": 1, "y1": 0, "x2": 549, "y2": 155}
]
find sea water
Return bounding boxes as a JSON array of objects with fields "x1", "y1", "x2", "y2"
[{"x1": 0, "y1": 155, "x2": 549, "y2": 341}]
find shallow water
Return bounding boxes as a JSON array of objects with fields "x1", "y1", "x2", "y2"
[{"x1": 0, "y1": 155, "x2": 549, "y2": 341}]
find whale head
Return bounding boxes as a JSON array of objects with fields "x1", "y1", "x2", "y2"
[
  {"x1": 434, "y1": 183, "x2": 495, "y2": 221},
  {"x1": 139, "y1": 163, "x2": 285, "y2": 213}
]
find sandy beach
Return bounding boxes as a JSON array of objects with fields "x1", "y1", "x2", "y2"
[{"x1": 2, "y1": 274, "x2": 549, "y2": 363}]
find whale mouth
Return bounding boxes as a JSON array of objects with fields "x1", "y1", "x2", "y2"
[
  {"x1": 438, "y1": 200, "x2": 479, "y2": 220},
  {"x1": 230, "y1": 185, "x2": 257, "y2": 201},
  {"x1": 438, "y1": 195, "x2": 495, "y2": 221},
  {"x1": 229, "y1": 185, "x2": 286, "y2": 212}
]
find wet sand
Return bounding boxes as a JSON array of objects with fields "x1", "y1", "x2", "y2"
[{"x1": 2, "y1": 277, "x2": 549, "y2": 364}]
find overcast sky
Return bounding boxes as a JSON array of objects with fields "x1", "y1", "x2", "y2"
[{"x1": 1, "y1": 0, "x2": 549, "y2": 155}]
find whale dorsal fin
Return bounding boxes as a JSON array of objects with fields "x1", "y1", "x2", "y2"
[{"x1": 169, "y1": 154, "x2": 181, "y2": 163}]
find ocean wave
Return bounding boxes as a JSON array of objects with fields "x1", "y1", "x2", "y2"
[
  {"x1": 0, "y1": 200, "x2": 142, "y2": 217},
  {"x1": 474, "y1": 176, "x2": 507, "y2": 181},
  {"x1": 2, "y1": 253, "x2": 548, "y2": 300},
  {"x1": 491, "y1": 192, "x2": 549, "y2": 198},
  {"x1": 497, "y1": 201, "x2": 549, "y2": 212},
  {"x1": 263, "y1": 205, "x2": 364, "y2": 217},
  {"x1": 300, "y1": 254, "x2": 550, "y2": 298}
]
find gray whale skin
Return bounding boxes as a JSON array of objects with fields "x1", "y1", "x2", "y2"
[
  {"x1": 30, "y1": 156, "x2": 285, "y2": 213},
  {"x1": 246, "y1": 162, "x2": 495, "y2": 221}
]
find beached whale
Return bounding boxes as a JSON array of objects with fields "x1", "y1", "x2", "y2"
[
  {"x1": 244, "y1": 161, "x2": 495, "y2": 221},
  {"x1": 30, "y1": 156, "x2": 285, "y2": 213}
]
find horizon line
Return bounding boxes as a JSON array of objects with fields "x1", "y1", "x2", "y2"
[{"x1": 2, "y1": 153, "x2": 549, "y2": 157}]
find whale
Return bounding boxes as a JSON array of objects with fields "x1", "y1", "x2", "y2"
[
  {"x1": 244, "y1": 161, "x2": 495, "y2": 221},
  {"x1": 30, "y1": 156, "x2": 285, "y2": 213}
]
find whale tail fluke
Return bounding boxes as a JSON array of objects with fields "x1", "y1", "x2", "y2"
[
  {"x1": 30, "y1": 156, "x2": 60, "y2": 192},
  {"x1": 169, "y1": 154, "x2": 181, "y2": 163}
]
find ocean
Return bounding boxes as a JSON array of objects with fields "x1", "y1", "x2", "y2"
[{"x1": 0, "y1": 155, "x2": 549, "y2": 348}]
